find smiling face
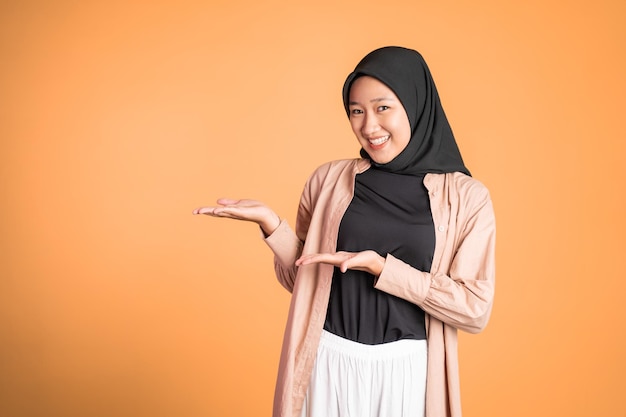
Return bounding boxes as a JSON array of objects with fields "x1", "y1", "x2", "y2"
[{"x1": 348, "y1": 75, "x2": 411, "y2": 165}]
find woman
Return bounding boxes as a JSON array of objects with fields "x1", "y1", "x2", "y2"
[{"x1": 193, "y1": 46, "x2": 496, "y2": 417}]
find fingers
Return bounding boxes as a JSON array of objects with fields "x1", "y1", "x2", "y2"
[
  {"x1": 192, "y1": 198, "x2": 268, "y2": 225},
  {"x1": 192, "y1": 198, "x2": 243, "y2": 215},
  {"x1": 295, "y1": 253, "x2": 324, "y2": 266},
  {"x1": 192, "y1": 205, "x2": 238, "y2": 218},
  {"x1": 296, "y1": 253, "x2": 349, "y2": 267},
  {"x1": 296, "y1": 253, "x2": 350, "y2": 273},
  {"x1": 296, "y1": 251, "x2": 383, "y2": 275},
  {"x1": 193, "y1": 198, "x2": 224, "y2": 215},
  {"x1": 192, "y1": 207, "x2": 215, "y2": 215}
]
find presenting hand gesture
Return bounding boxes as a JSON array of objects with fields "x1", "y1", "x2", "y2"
[
  {"x1": 193, "y1": 198, "x2": 280, "y2": 236},
  {"x1": 296, "y1": 250, "x2": 385, "y2": 276}
]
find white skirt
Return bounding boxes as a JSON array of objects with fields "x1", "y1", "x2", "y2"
[{"x1": 300, "y1": 330, "x2": 427, "y2": 417}]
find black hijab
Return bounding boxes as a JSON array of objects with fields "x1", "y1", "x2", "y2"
[{"x1": 343, "y1": 46, "x2": 470, "y2": 176}]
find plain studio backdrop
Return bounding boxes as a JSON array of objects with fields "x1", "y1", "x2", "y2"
[{"x1": 1, "y1": 1, "x2": 625, "y2": 416}]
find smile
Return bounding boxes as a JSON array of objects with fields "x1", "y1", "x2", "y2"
[{"x1": 368, "y1": 135, "x2": 390, "y2": 146}]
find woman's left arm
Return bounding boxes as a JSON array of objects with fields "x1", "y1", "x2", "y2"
[
  {"x1": 298, "y1": 190, "x2": 495, "y2": 333},
  {"x1": 375, "y1": 192, "x2": 496, "y2": 334}
]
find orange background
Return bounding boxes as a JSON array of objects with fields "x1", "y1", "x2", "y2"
[{"x1": 1, "y1": 1, "x2": 625, "y2": 416}]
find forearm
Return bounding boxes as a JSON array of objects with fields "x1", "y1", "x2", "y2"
[
  {"x1": 264, "y1": 220, "x2": 303, "y2": 292},
  {"x1": 375, "y1": 254, "x2": 494, "y2": 333}
]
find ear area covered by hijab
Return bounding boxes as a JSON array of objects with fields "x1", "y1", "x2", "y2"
[{"x1": 343, "y1": 46, "x2": 471, "y2": 176}]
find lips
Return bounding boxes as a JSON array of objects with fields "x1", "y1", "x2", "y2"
[{"x1": 368, "y1": 135, "x2": 390, "y2": 148}]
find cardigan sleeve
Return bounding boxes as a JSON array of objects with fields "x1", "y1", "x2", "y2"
[
  {"x1": 263, "y1": 165, "x2": 321, "y2": 293},
  {"x1": 264, "y1": 220, "x2": 302, "y2": 292},
  {"x1": 374, "y1": 184, "x2": 496, "y2": 334}
]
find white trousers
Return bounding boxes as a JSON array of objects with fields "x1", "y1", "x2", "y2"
[{"x1": 300, "y1": 330, "x2": 427, "y2": 417}]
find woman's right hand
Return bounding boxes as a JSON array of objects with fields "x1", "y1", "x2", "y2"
[{"x1": 192, "y1": 198, "x2": 281, "y2": 237}]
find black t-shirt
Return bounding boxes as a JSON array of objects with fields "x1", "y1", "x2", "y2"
[{"x1": 324, "y1": 169, "x2": 435, "y2": 344}]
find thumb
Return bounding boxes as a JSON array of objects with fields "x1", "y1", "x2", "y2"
[{"x1": 216, "y1": 198, "x2": 240, "y2": 206}]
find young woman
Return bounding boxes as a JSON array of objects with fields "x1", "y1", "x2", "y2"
[{"x1": 193, "y1": 46, "x2": 496, "y2": 417}]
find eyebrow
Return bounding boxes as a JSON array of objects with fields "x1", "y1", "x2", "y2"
[{"x1": 348, "y1": 97, "x2": 396, "y2": 105}]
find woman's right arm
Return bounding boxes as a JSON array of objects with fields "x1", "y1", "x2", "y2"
[
  {"x1": 194, "y1": 164, "x2": 325, "y2": 292},
  {"x1": 193, "y1": 197, "x2": 308, "y2": 293},
  {"x1": 264, "y1": 166, "x2": 323, "y2": 292}
]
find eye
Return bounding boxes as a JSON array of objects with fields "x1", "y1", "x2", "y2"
[
  {"x1": 350, "y1": 108, "x2": 363, "y2": 115},
  {"x1": 377, "y1": 105, "x2": 390, "y2": 112}
]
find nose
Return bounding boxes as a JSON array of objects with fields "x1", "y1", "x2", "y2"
[{"x1": 361, "y1": 112, "x2": 380, "y2": 136}]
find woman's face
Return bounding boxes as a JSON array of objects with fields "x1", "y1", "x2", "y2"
[{"x1": 348, "y1": 76, "x2": 411, "y2": 165}]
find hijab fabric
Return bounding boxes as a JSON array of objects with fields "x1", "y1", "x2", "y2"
[{"x1": 343, "y1": 46, "x2": 470, "y2": 176}]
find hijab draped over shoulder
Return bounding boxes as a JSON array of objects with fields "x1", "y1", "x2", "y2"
[{"x1": 342, "y1": 46, "x2": 470, "y2": 176}]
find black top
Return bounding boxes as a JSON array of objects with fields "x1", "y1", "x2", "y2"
[{"x1": 324, "y1": 169, "x2": 435, "y2": 344}]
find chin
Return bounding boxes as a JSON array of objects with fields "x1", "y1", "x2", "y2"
[{"x1": 370, "y1": 155, "x2": 394, "y2": 164}]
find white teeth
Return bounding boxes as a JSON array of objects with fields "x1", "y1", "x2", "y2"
[{"x1": 369, "y1": 136, "x2": 390, "y2": 146}]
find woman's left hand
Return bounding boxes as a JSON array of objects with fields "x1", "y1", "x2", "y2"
[{"x1": 296, "y1": 250, "x2": 385, "y2": 276}]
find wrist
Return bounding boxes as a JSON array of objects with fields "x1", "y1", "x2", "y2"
[
  {"x1": 372, "y1": 253, "x2": 386, "y2": 276},
  {"x1": 261, "y1": 213, "x2": 280, "y2": 237}
]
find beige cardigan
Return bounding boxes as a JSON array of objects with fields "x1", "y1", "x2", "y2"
[{"x1": 265, "y1": 158, "x2": 496, "y2": 417}]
